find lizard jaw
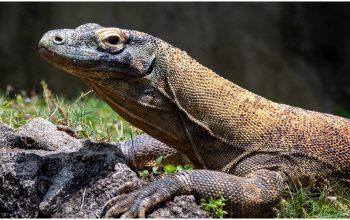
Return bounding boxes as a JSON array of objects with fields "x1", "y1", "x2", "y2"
[
  {"x1": 38, "y1": 45, "x2": 140, "y2": 79},
  {"x1": 39, "y1": 47, "x2": 72, "y2": 73}
]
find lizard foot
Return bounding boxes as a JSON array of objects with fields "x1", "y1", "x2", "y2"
[{"x1": 100, "y1": 175, "x2": 189, "y2": 218}]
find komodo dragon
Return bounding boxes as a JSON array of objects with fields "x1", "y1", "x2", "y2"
[{"x1": 38, "y1": 23, "x2": 350, "y2": 218}]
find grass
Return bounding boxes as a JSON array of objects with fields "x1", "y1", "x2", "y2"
[
  {"x1": 1, "y1": 83, "x2": 350, "y2": 218},
  {"x1": 0, "y1": 81, "x2": 142, "y2": 142},
  {"x1": 274, "y1": 178, "x2": 350, "y2": 218},
  {"x1": 200, "y1": 197, "x2": 227, "y2": 218}
]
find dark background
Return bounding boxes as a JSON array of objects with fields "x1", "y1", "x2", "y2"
[{"x1": 1, "y1": 2, "x2": 350, "y2": 114}]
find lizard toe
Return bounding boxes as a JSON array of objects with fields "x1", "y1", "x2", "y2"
[
  {"x1": 102, "y1": 175, "x2": 188, "y2": 218},
  {"x1": 137, "y1": 191, "x2": 174, "y2": 217},
  {"x1": 121, "y1": 178, "x2": 185, "y2": 217},
  {"x1": 101, "y1": 193, "x2": 136, "y2": 218}
]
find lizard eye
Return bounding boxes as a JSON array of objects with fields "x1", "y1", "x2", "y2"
[
  {"x1": 96, "y1": 28, "x2": 127, "y2": 53},
  {"x1": 105, "y1": 35, "x2": 120, "y2": 46}
]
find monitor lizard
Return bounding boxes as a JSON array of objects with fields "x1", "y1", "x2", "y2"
[{"x1": 38, "y1": 23, "x2": 350, "y2": 218}]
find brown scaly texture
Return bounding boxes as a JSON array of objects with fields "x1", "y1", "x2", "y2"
[{"x1": 38, "y1": 23, "x2": 350, "y2": 217}]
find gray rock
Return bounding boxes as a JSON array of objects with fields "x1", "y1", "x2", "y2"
[
  {"x1": 4, "y1": 118, "x2": 83, "y2": 151},
  {"x1": 0, "y1": 122, "x2": 13, "y2": 147},
  {"x1": 0, "y1": 118, "x2": 209, "y2": 218},
  {"x1": 148, "y1": 195, "x2": 211, "y2": 218}
]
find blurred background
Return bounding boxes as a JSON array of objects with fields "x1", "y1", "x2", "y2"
[{"x1": 1, "y1": 2, "x2": 350, "y2": 114}]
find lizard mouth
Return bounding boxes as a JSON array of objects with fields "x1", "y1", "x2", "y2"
[
  {"x1": 39, "y1": 46, "x2": 141, "y2": 78},
  {"x1": 39, "y1": 47, "x2": 70, "y2": 70},
  {"x1": 38, "y1": 46, "x2": 86, "y2": 78}
]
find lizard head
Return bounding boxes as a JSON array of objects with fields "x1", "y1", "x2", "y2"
[{"x1": 39, "y1": 23, "x2": 156, "y2": 78}]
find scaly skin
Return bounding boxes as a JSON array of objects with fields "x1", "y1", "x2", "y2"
[{"x1": 38, "y1": 23, "x2": 350, "y2": 217}]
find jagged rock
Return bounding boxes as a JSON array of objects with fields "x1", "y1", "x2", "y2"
[
  {"x1": 0, "y1": 118, "x2": 209, "y2": 218},
  {"x1": 2, "y1": 118, "x2": 83, "y2": 151}
]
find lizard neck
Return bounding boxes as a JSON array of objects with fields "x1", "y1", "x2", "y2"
[
  {"x1": 156, "y1": 44, "x2": 280, "y2": 170},
  {"x1": 81, "y1": 71, "x2": 204, "y2": 168}
]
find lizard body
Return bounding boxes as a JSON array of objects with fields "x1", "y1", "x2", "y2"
[{"x1": 38, "y1": 23, "x2": 350, "y2": 217}]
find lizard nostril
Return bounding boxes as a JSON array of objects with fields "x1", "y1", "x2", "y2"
[{"x1": 53, "y1": 35, "x2": 65, "y2": 45}]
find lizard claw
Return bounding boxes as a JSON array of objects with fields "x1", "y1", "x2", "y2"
[
  {"x1": 100, "y1": 194, "x2": 130, "y2": 218},
  {"x1": 100, "y1": 175, "x2": 188, "y2": 218}
]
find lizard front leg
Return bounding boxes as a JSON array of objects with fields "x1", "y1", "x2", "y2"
[
  {"x1": 100, "y1": 169, "x2": 286, "y2": 218},
  {"x1": 118, "y1": 134, "x2": 190, "y2": 169}
]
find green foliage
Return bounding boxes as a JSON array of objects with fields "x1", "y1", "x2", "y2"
[
  {"x1": 200, "y1": 197, "x2": 227, "y2": 218},
  {"x1": 138, "y1": 156, "x2": 163, "y2": 179},
  {"x1": 184, "y1": 164, "x2": 193, "y2": 170},
  {"x1": 155, "y1": 155, "x2": 163, "y2": 165},
  {"x1": 138, "y1": 155, "x2": 193, "y2": 178},
  {"x1": 0, "y1": 91, "x2": 47, "y2": 128},
  {"x1": 151, "y1": 155, "x2": 163, "y2": 175},
  {"x1": 138, "y1": 170, "x2": 149, "y2": 178},
  {"x1": 151, "y1": 155, "x2": 193, "y2": 175},
  {"x1": 273, "y1": 178, "x2": 350, "y2": 218},
  {"x1": 164, "y1": 164, "x2": 178, "y2": 174},
  {"x1": 164, "y1": 164, "x2": 193, "y2": 175}
]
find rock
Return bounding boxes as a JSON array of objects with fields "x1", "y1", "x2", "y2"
[
  {"x1": 3, "y1": 118, "x2": 83, "y2": 151},
  {"x1": 0, "y1": 118, "x2": 209, "y2": 218},
  {"x1": 148, "y1": 195, "x2": 211, "y2": 218},
  {"x1": 0, "y1": 122, "x2": 13, "y2": 147}
]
